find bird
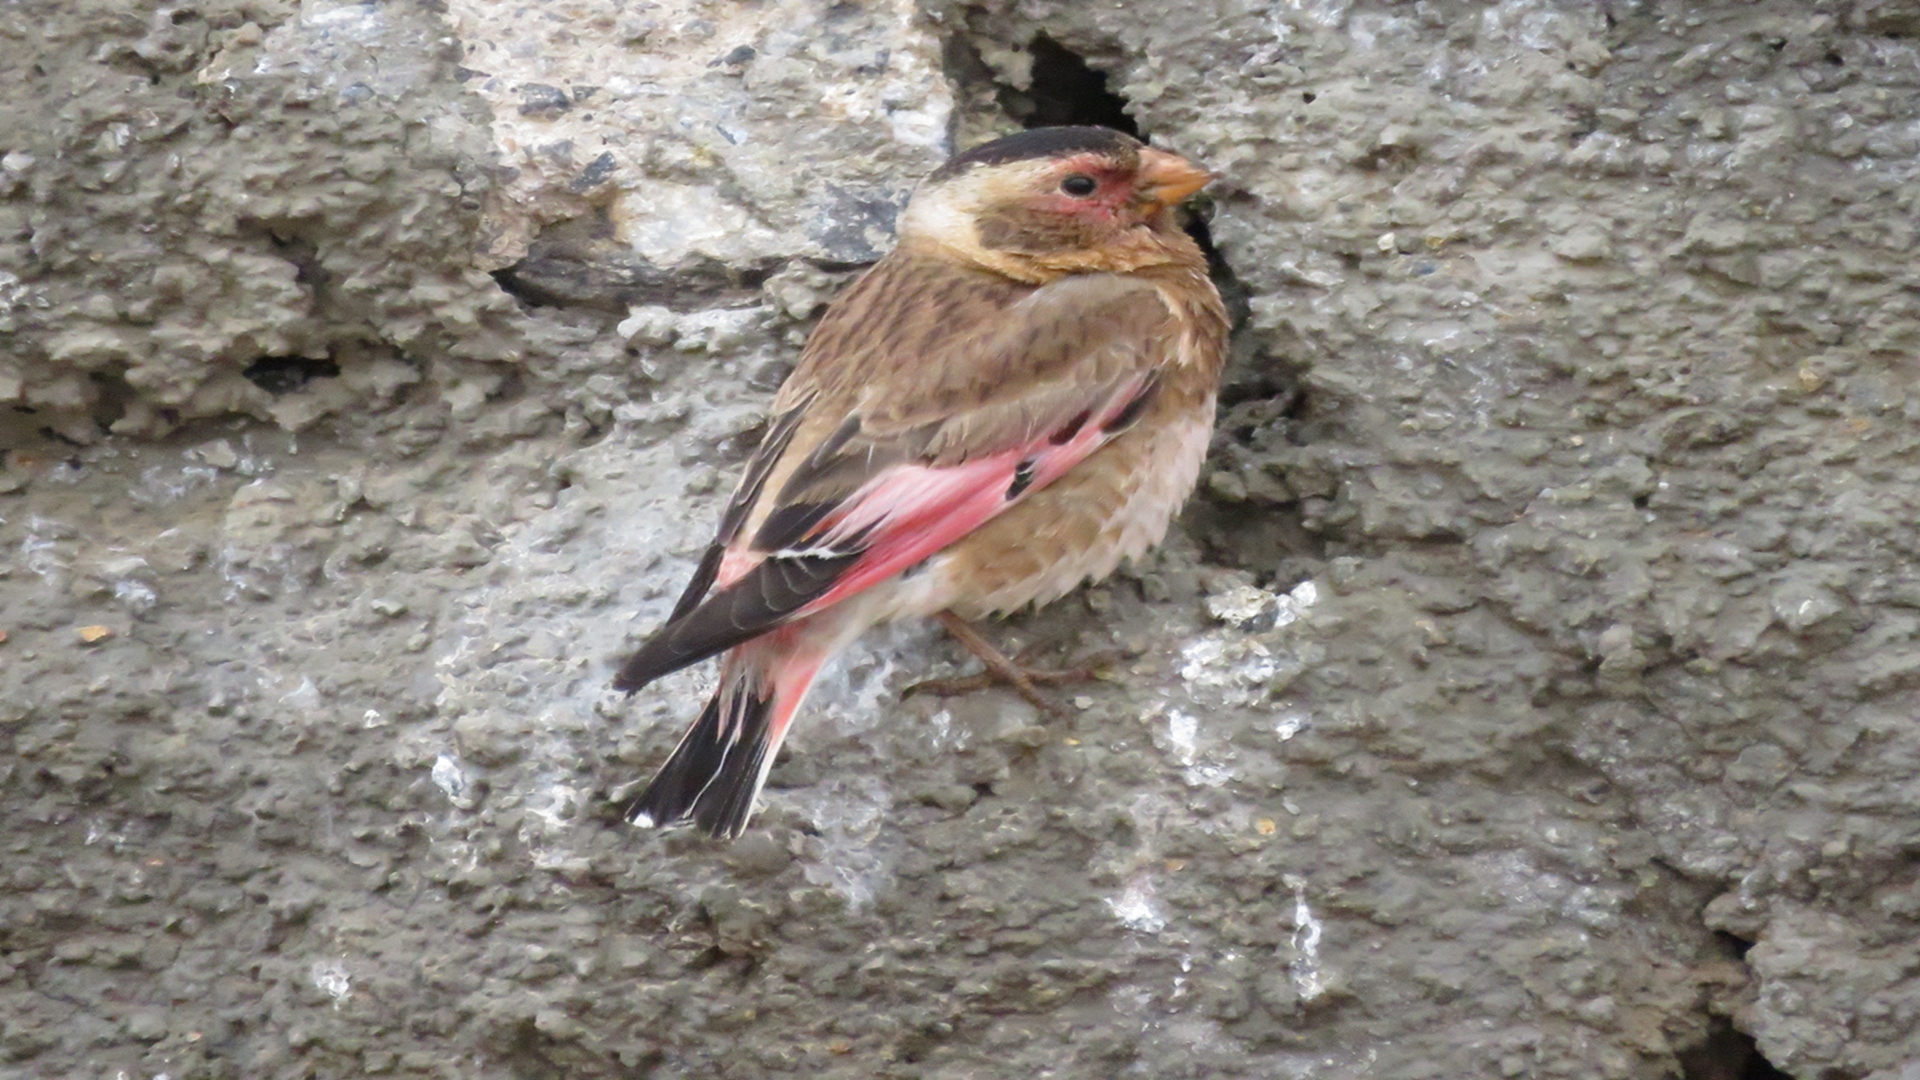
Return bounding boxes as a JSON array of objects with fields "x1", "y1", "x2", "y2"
[{"x1": 613, "y1": 125, "x2": 1230, "y2": 838}]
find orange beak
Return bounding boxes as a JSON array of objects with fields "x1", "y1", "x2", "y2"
[{"x1": 1137, "y1": 147, "x2": 1213, "y2": 210}]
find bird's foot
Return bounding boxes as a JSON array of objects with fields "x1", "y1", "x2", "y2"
[{"x1": 904, "y1": 612, "x2": 1107, "y2": 717}]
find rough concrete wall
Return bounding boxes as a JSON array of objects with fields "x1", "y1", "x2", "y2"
[{"x1": 3, "y1": 0, "x2": 1919, "y2": 1078}]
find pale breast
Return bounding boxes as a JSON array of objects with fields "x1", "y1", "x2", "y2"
[{"x1": 900, "y1": 399, "x2": 1216, "y2": 621}]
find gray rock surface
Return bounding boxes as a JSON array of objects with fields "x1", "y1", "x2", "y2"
[{"x1": 5, "y1": 0, "x2": 1920, "y2": 1077}]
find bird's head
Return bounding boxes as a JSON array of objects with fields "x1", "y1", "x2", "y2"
[{"x1": 897, "y1": 126, "x2": 1213, "y2": 281}]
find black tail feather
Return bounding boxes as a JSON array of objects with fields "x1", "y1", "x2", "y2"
[{"x1": 625, "y1": 682, "x2": 777, "y2": 839}]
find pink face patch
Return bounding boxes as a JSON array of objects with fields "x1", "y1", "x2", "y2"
[{"x1": 1034, "y1": 154, "x2": 1135, "y2": 220}]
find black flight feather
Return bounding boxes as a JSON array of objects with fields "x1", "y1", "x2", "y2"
[
  {"x1": 612, "y1": 550, "x2": 862, "y2": 693},
  {"x1": 662, "y1": 402, "x2": 811, "y2": 623}
]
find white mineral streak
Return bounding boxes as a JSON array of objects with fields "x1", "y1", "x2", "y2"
[
  {"x1": 1182, "y1": 579, "x2": 1319, "y2": 705},
  {"x1": 1205, "y1": 579, "x2": 1319, "y2": 628},
  {"x1": 1165, "y1": 708, "x2": 1199, "y2": 766},
  {"x1": 1204, "y1": 582, "x2": 1274, "y2": 627},
  {"x1": 1178, "y1": 635, "x2": 1278, "y2": 703},
  {"x1": 310, "y1": 959, "x2": 353, "y2": 1008},
  {"x1": 1152, "y1": 707, "x2": 1231, "y2": 788},
  {"x1": 1108, "y1": 874, "x2": 1169, "y2": 934},
  {"x1": 788, "y1": 775, "x2": 894, "y2": 910},
  {"x1": 1288, "y1": 876, "x2": 1327, "y2": 1002},
  {"x1": 431, "y1": 753, "x2": 477, "y2": 809}
]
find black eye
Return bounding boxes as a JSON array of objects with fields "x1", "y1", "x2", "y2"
[{"x1": 1059, "y1": 174, "x2": 1098, "y2": 197}]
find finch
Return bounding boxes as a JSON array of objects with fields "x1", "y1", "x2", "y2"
[{"x1": 614, "y1": 126, "x2": 1229, "y2": 837}]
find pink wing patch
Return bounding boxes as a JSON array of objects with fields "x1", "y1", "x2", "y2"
[{"x1": 714, "y1": 374, "x2": 1152, "y2": 618}]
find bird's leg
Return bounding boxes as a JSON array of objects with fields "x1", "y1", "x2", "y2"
[{"x1": 904, "y1": 612, "x2": 1099, "y2": 717}]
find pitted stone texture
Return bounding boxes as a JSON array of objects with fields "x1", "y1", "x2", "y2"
[
  {"x1": 0, "y1": 0, "x2": 517, "y2": 437},
  {"x1": 953, "y1": 1, "x2": 1920, "y2": 1075},
  {"x1": 445, "y1": 0, "x2": 954, "y2": 271},
  {"x1": 4, "y1": 1, "x2": 1920, "y2": 1079}
]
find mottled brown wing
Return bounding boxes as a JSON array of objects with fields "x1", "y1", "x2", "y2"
[
  {"x1": 748, "y1": 261, "x2": 1179, "y2": 541},
  {"x1": 613, "y1": 258, "x2": 1176, "y2": 693}
]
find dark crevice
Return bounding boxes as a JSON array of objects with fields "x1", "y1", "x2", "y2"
[
  {"x1": 996, "y1": 35, "x2": 1139, "y2": 136},
  {"x1": 1672, "y1": 933, "x2": 1788, "y2": 1080},
  {"x1": 684, "y1": 945, "x2": 729, "y2": 973},
  {"x1": 1714, "y1": 930, "x2": 1755, "y2": 960},
  {"x1": 88, "y1": 368, "x2": 137, "y2": 432},
  {"x1": 1678, "y1": 1016, "x2": 1792, "y2": 1080},
  {"x1": 489, "y1": 266, "x2": 573, "y2": 310},
  {"x1": 242, "y1": 356, "x2": 341, "y2": 395},
  {"x1": 1566, "y1": 107, "x2": 1600, "y2": 146},
  {"x1": 238, "y1": 218, "x2": 330, "y2": 296},
  {"x1": 492, "y1": 210, "x2": 775, "y2": 312}
]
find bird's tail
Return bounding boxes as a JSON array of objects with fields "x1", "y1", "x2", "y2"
[{"x1": 624, "y1": 630, "x2": 832, "y2": 839}]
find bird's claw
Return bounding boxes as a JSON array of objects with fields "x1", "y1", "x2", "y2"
[
  {"x1": 903, "y1": 665, "x2": 1095, "y2": 717},
  {"x1": 908, "y1": 612, "x2": 1117, "y2": 717}
]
